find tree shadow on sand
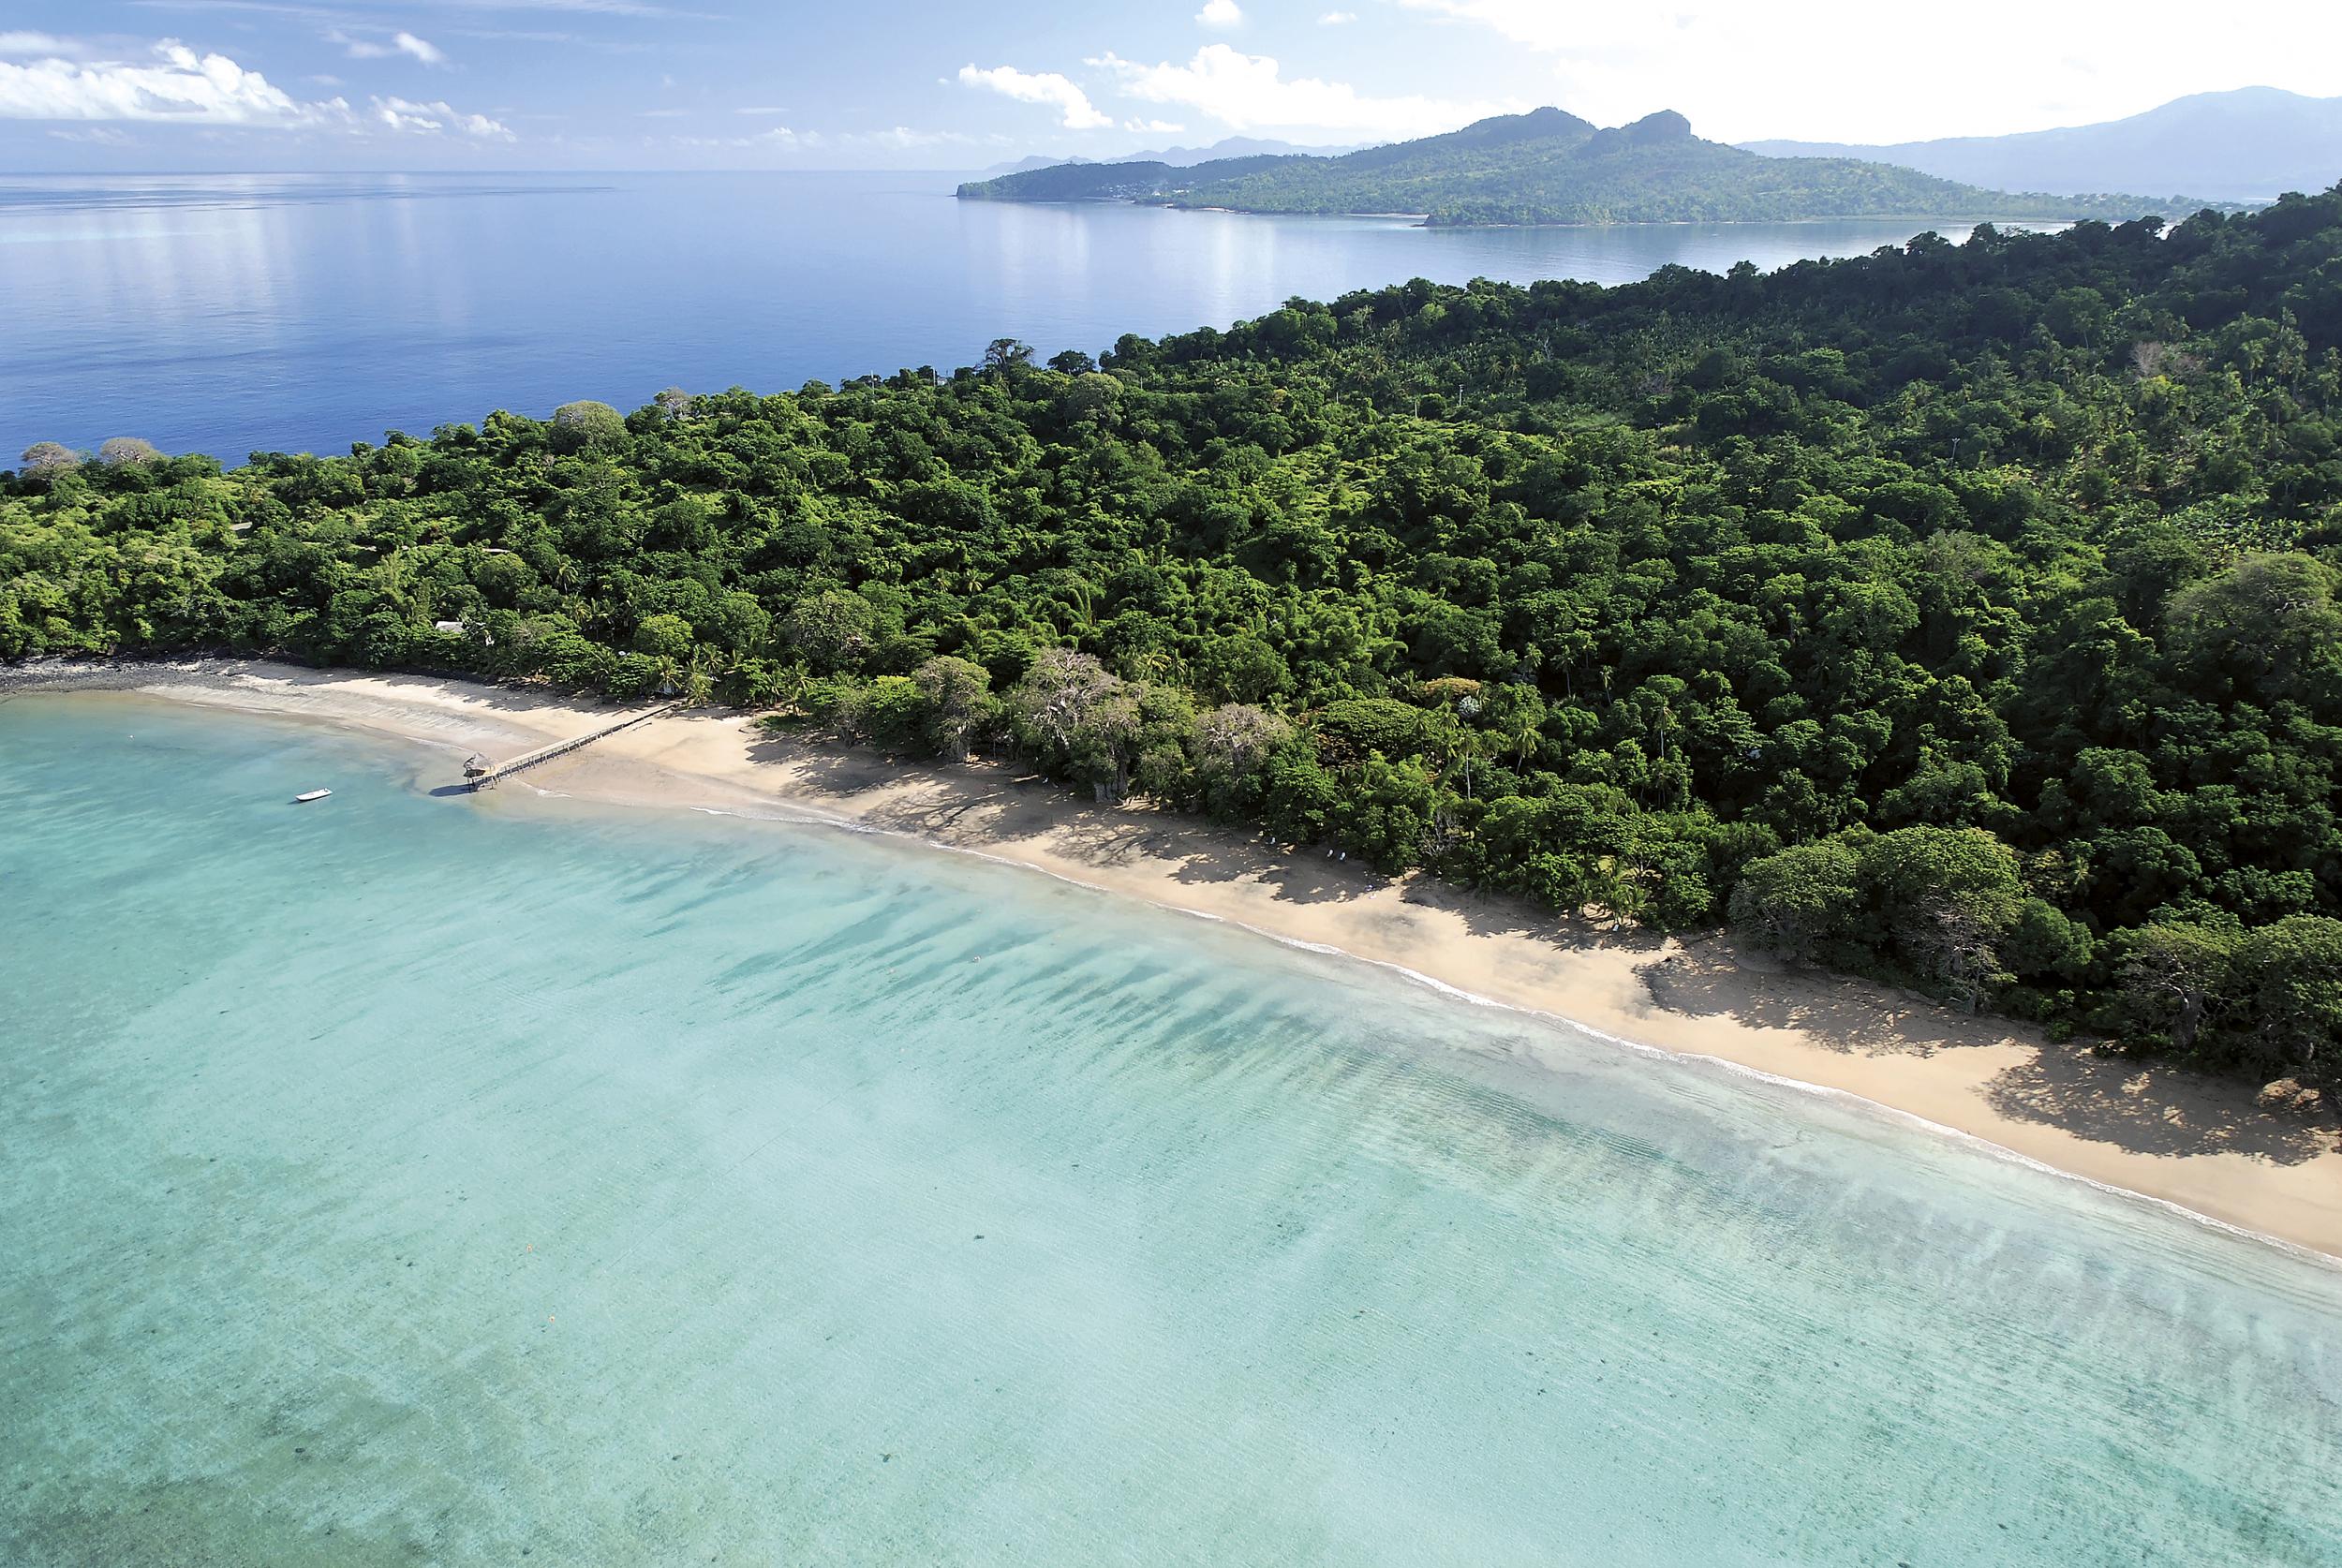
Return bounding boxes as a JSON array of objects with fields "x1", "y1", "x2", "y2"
[
  {"x1": 1979, "y1": 1053, "x2": 2334, "y2": 1165},
  {"x1": 1644, "y1": 941, "x2": 1974, "y2": 1058},
  {"x1": 742, "y1": 734, "x2": 1673, "y2": 951},
  {"x1": 1651, "y1": 940, "x2": 2335, "y2": 1163}
]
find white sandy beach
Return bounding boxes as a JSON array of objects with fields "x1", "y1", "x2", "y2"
[{"x1": 10, "y1": 658, "x2": 2341, "y2": 1261}]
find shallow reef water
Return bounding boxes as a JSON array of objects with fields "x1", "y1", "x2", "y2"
[{"x1": 3, "y1": 694, "x2": 2337, "y2": 1566}]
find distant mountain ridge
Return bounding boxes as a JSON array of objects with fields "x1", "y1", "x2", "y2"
[
  {"x1": 979, "y1": 136, "x2": 1368, "y2": 178},
  {"x1": 959, "y1": 108, "x2": 2202, "y2": 228},
  {"x1": 1743, "y1": 87, "x2": 2342, "y2": 202}
]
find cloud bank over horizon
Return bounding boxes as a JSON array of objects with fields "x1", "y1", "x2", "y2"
[{"x1": 0, "y1": 1, "x2": 2336, "y2": 172}]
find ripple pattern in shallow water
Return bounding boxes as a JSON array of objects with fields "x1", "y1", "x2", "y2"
[{"x1": 2, "y1": 694, "x2": 2338, "y2": 1566}]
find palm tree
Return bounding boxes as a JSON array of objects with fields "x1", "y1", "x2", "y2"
[
  {"x1": 682, "y1": 644, "x2": 720, "y2": 705},
  {"x1": 1506, "y1": 709, "x2": 1543, "y2": 769}
]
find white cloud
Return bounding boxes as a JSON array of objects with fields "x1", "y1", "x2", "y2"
[
  {"x1": 957, "y1": 62, "x2": 1112, "y2": 130},
  {"x1": 0, "y1": 37, "x2": 511, "y2": 141},
  {"x1": 373, "y1": 96, "x2": 512, "y2": 139},
  {"x1": 1196, "y1": 0, "x2": 1244, "y2": 27},
  {"x1": 332, "y1": 30, "x2": 445, "y2": 66},
  {"x1": 0, "y1": 40, "x2": 340, "y2": 126},
  {"x1": 0, "y1": 32, "x2": 80, "y2": 58},
  {"x1": 1319, "y1": 10, "x2": 1358, "y2": 22},
  {"x1": 675, "y1": 126, "x2": 822, "y2": 150},
  {"x1": 734, "y1": 105, "x2": 789, "y2": 115},
  {"x1": 863, "y1": 125, "x2": 973, "y2": 149},
  {"x1": 1396, "y1": 0, "x2": 2342, "y2": 143},
  {"x1": 393, "y1": 33, "x2": 447, "y2": 67},
  {"x1": 1089, "y1": 45, "x2": 1511, "y2": 138},
  {"x1": 1124, "y1": 118, "x2": 1184, "y2": 133}
]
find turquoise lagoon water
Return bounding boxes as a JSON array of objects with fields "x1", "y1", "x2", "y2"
[{"x1": 2, "y1": 692, "x2": 2337, "y2": 1567}]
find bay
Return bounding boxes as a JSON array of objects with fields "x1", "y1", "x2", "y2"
[
  {"x1": 2, "y1": 171, "x2": 2029, "y2": 463},
  {"x1": 2, "y1": 693, "x2": 2337, "y2": 1565}
]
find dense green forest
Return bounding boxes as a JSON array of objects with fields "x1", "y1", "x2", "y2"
[
  {"x1": 10, "y1": 189, "x2": 2342, "y2": 1091},
  {"x1": 958, "y1": 107, "x2": 2205, "y2": 226}
]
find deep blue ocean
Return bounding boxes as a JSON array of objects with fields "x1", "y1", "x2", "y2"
[{"x1": 2, "y1": 171, "x2": 2019, "y2": 463}]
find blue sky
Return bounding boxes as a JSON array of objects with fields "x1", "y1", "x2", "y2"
[{"x1": 5, "y1": 1, "x2": 2340, "y2": 172}]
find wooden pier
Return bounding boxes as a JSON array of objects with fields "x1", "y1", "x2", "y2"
[{"x1": 465, "y1": 704, "x2": 674, "y2": 790}]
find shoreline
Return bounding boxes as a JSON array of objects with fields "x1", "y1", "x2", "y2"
[
  {"x1": 956, "y1": 193, "x2": 2095, "y2": 230},
  {"x1": 10, "y1": 658, "x2": 2341, "y2": 1262}
]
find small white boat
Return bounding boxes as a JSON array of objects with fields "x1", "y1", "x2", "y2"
[{"x1": 293, "y1": 789, "x2": 333, "y2": 804}]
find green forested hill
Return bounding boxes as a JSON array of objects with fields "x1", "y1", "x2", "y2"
[
  {"x1": 10, "y1": 193, "x2": 2342, "y2": 1087},
  {"x1": 956, "y1": 107, "x2": 2202, "y2": 226}
]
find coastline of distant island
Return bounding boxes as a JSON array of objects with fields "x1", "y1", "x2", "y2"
[{"x1": 958, "y1": 106, "x2": 2234, "y2": 228}]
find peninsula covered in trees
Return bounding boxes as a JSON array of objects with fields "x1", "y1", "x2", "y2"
[
  {"x1": 956, "y1": 107, "x2": 2212, "y2": 227},
  {"x1": 9, "y1": 189, "x2": 2342, "y2": 1096}
]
